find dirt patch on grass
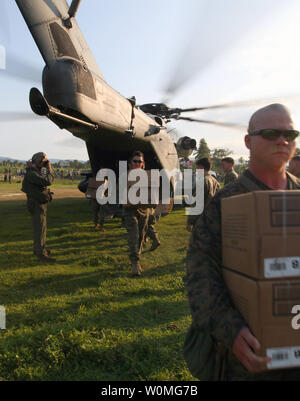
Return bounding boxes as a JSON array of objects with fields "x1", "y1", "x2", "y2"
[{"x1": 0, "y1": 187, "x2": 85, "y2": 201}]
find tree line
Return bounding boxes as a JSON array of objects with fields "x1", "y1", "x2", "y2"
[
  {"x1": 192, "y1": 138, "x2": 300, "y2": 175},
  {"x1": 192, "y1": 138, "x2": 247, "y2": 175},
  {"x1": 0, "y1": 159, "x2": 91, "y2": 169}
]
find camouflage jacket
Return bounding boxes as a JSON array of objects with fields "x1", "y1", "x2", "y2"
[
  {"x1": 22, "y1": 166, "x2": 54, "y2": 204},
  {"x1": 187, "y1": 174, "x2": 220, "y2": 226},
  {"x1": 186, "y1": 169, "x2": 300, "y2": 350},
  {"x1": 224, "y1": 169, "x2": 239, "y2": 186}
]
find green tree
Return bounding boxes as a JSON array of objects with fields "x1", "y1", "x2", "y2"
[
  {"x1": 211, "y1": 148, "x2": 233, "y2": 174},
  {"x1": 235, "y1": 156, "x2": 249, "y2": 174},
  {"x1": 195, "y1": 138, "x2": 211, "y2": 161}
]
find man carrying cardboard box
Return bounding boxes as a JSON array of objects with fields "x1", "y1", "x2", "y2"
[
  {"x1": 122, "y1": 151, "x2": 151, "y2": 277},
  {"x1": 185, "y1": 103, "x2": 300, "y2": 380}
]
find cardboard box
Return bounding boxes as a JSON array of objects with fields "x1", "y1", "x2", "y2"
[
  {"x1": 155, "y1": 197, "x2": 174, "y2": 217},
  {"x1": 85, "y1": 177, "x2": 105, "y2": 199},
  {"x1": 223, "y1": 268, "x2": 300, "y2": 370},
  {"x1": 222, "y1": 191, "x2": 300, "y2": 279},
  {"x1": 122, "y1": 170, "x2": 160, "y2": 208}
]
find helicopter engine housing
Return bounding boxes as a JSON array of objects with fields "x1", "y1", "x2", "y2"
[{"x1": 175, "y1": 136, "x2": 197, "y2": 158}]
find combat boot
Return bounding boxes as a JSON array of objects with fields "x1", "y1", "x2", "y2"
[
  {"x1": 34, "y1": 248, "x2": 51, "y2": 257},
  {"x1": 149, "y1": 237, "x2": 161, "y2": 252},
  {"x1": 131, "y1": 261, "x2": 142, "y2": 277}
]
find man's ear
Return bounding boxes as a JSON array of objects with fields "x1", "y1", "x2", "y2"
[{"x1": 244, "y1": 134, "x2": 251, "y2": 150}]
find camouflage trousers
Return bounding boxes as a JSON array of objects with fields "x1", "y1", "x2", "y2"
[
  {"x1": 123, "y1": 207, "x2": 150, "y2": 262},
  {"x1": 27, "y1": 197, "x2": 48, "y2": 257},
  {"x1": 145, "y1": 208, "x2": 159, "y2": 241},
  {"x1": 90, "y1": 199, "x2": 105, "y2": 226}
]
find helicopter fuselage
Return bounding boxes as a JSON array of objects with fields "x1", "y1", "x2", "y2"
[
  {"x1": 15, "y1": 0, "x2": 193, "y2": 178},
  {"x1": 40, "y1": 56, "x2": 176, "y2": 173}
]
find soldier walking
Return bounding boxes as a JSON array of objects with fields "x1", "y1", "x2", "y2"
[{"x1": 122, "y1": 151, "x2": 151, "y2": 277}]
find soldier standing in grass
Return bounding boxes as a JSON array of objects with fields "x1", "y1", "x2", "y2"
[
  {"x1": 122, "y1": 151, "x2": 150, "y2": 277},
  {"x1": 186, "y1": 104, "x2": 300, "y2": 380},
  {"x1": 186, "y1": 157, "x2": 220, "y2": 233},
  {"x1": 221, "y1": 157, "x2": 239, "y2": 185},
  {"x1": 22, "y1": 152, "x2": 55, "y2": 263},
  {"x1": 91, "y1": 198, "x2": 106, "y2": 231}
]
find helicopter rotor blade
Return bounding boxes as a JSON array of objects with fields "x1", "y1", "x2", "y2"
[
  {"x1": 0, "y1": 1, "x2": 10, "y2": 44},
  {"x1": 176, "y1": 95, "x2": 300, "y2": 113},
  {"x1": 0, "y1": 2, "x2": 41, "y2": 84},
  {"x1": 177, "y1": 116, "x2": 247, "y2": 130},
  {"x1": 1, "y1": 52, "x2": 42, "y2": 84},
  {"x1": 163, "y1": 1, "x2": 289, "y2": 98},
  {"x1": 162, "y1": 0, "x2": 242, "y2": 97},
  {"x1": 0, "y1": 111, "x2": 39, "y2": 122}
]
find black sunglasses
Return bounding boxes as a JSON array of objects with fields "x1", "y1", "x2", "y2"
[
  {"x1": 132, "y1": 159, "x2": 143, "y2": 164},
  {"x1": 249, "y1": 129, "x2": 299, "y2": 141}
]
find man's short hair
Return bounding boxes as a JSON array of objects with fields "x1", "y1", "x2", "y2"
[
  {"x1": 129, "y1": 151, "x2": 144, "y2": 162},
  {"x1": 248, "y1": 103, "x2": 292, "y2": 133},
  {"x1": 221, "y1": 157, "x2": 234, "y2": 165},
  {"x1": 196, "y1": 157, "x2": 211, "y2": 171}
]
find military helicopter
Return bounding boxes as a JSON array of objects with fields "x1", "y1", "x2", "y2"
[
  {"x1": 6, "y1": 0, "x2": 257, "y2": 177},
  {"x1": 3, "y1": 0, "x2": 298, "y2": 193}
]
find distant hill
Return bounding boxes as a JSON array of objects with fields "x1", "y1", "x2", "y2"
[
  {"x1": 0, "y1": 156, "x2": 26, "y2": 163},
  {"x1": 0, "y1": 156, "x2": 88, "y2": 164}
]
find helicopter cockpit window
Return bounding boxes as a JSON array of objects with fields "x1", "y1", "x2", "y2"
[{"x1": 50, "y1": 22, "x2": 80, "y2": 61}]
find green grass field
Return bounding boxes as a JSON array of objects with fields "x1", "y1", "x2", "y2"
[
  {"x1": 0, "y1": 178, "x2": 81, "y2": 189},
  {"x1": 0, "y1": 197, "x2": 195, "y2": 381}
]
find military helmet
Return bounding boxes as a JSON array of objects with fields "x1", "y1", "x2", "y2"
[{"x1": 32, "y1": 152, "x2": 46, "y2": 166}]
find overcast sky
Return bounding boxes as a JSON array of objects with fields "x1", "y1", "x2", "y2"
[{"x1": 1, "y1": 0, "x2": 300, "y2": 161}]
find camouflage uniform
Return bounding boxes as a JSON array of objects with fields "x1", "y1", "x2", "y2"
[
  {"x1": 22, "y1": 166, "x2": 54, "y2": 257},
  {"x1": 144, "y1": 207, "x2": 160, "y2": 249},
  {"x1": 187, "y1": 173, "x2": 220, "y2": 228},
  {"x1": 123, "y1": 206, "x2": 150, "y2": 272},
  {"x1": 224, "y1": 168, "x2": 239, "y2": 186},
  {"x1": 186, "y1": 169, "x2": 300, "y2": 381}
]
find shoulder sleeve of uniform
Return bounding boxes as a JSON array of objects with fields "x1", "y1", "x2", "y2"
[
  {"x1": 27, "y1": 169, "x2": 54, "y2": 186},
  {"x1": 286, "y1": 172, "x2": 300, "y2": 189}
]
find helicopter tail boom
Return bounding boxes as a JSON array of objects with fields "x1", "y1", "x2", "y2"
[{"x1": 15, "y1": 0, "x2": 103, "y2": 79}]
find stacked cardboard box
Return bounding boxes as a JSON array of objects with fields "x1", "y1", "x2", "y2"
[
  {"x1": 123, "y1": 170, "x2": 160, "y2": 208},
  {"x1": 222, "y1": 190, "x2": 300, "y2": 370},
  {"x1": 85, "y1": 177, "x2": 105, "y2": 199}
]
